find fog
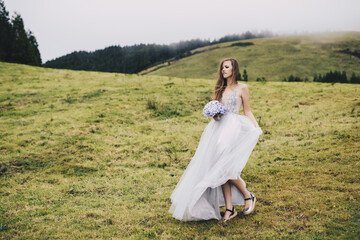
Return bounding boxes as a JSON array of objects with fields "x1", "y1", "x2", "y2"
[{"x1": 4, "y1": 0, "x2": 360, "y2": 62}]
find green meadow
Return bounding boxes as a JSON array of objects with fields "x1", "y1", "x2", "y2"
[
  {"x1": 0, "y1": 61, "x2": 359, "y2": 239},
  {"x1": 144, "y1": 32, "x2": 360, "y2": 82}
]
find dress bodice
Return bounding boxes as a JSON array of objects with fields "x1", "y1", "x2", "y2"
[{"x1": 220, "y1": 87, "x2": 242, "y2": 114}]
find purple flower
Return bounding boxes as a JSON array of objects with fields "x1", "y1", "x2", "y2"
[{"x1": 203, "y1": 100, "x2": 225, "y2": 118}]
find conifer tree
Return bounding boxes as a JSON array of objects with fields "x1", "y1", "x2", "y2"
[
  {"x1": 243, "y1": 69, "x2": 248, "y2": 81},
  {"x1": 341, "y1": 71, "x2": 347, "y2": 83},
  {"x1": 27, "y1": 31, "x2": 41, "y2": 65},
  {"x1": 11, "y1": 13, "x2": 31, "y2": 64},
  {"x1": 350, "y1": 73, "x2": 360, "y2": 84},
  {"x1": 0, "y1": 0, "x2": 12, "y2": 61},
  {"x1": 0, "y1": 1, "x2": 41, "y2": 66}
]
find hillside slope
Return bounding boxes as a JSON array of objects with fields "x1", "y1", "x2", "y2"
[
  {"x1": 0, "y1": 62, "x2": 359, "y2": 239},
  {"x1": 145, "y1": 32, "x2": 360, "y2": 81},
  {"x1": 43, "y1": 33, "x2": 271, "y2": 74}
]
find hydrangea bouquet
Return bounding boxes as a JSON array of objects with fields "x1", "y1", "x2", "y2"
[{"x1": 203, "y1": 100, "x2": 226, "y2": 119}]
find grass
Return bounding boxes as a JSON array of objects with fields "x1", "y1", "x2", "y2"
[
  {"x1": 145, "y1": 32, "x2": 360, "y2": 82},
  {"x1": 0, "y1": 61, "x2": 359, "y2": 239}
]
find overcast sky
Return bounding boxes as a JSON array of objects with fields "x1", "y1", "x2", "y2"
[{"x1": 4, "y1": 0, "x2": 360, "y2": 62}]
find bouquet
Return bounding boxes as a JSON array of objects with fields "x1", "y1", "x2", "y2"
[{"x1": 203, "y1": 100, "x2": 225, "y2": 119}]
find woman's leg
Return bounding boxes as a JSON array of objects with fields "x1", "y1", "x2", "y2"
[
  {"x1": 229, "y1": 177, "x2": 252, "y2": 209},
  {"x1": 221, "y1": 181, "x2": 233, "y2": 219}
]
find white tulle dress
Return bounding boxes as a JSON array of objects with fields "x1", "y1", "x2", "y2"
[{"x1": 169, "y1": 85, "x2": 263, "y2": 221}]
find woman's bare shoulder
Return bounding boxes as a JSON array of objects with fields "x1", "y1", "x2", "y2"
[{"x1": 236, "y1": 82, "x2": 248, "y2": 94}]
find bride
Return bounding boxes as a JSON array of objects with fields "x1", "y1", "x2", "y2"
[{"x1": 169, "y1": 58, "x2": 263, "y2": 222}]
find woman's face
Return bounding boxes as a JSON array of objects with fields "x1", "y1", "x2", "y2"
[{"x1": 222, "y1": 60, "x2": 233, "y2": 79}]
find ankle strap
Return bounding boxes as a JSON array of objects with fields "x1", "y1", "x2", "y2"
[
  {"x1": 245, "y1": 193, "x2": 254, "y2": 201},
  {"x1": 225, "y1": 207, "x2": 234, "y2": 213}
]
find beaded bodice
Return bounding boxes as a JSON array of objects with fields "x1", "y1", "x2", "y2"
[{"x1": 220, "y1": 88, "x2": 242, "y2": 114}]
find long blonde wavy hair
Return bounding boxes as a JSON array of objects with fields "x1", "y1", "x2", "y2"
[{"x1": 213, "y1": 58, "x2": 240, "y2": 101}]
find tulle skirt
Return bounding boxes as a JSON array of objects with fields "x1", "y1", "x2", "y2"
[{"x1": 169, "y1": 112, "x2": 263, "y2": 221}]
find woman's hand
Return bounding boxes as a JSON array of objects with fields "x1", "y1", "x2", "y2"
[{"x1": 213, "y1": 114, "x2": 220, "y2": 121}]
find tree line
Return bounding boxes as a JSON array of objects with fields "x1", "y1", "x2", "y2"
[
  {"x1": 0, "y1": 0, "x2": 41, "y2": 66},
  {"x1": 313, "y1": 71, "x2": 360, "y2": 84},
  {"x1": 282, "y1": 70, "x2": 360, "y2": 84},
  {"x1": 0, "y1": 0, "x2": 273, "y2": 74},
  {"x1": 44, "y1": 31, "x2": 273, "y2": 74}
]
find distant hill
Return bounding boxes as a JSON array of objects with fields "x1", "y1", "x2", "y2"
[
  {"x1": 43, "y1": 32, "x2": 273, "y2": 74},
  {"x1": 144, "y1": 32, "x2": 360, "y2": 81}
]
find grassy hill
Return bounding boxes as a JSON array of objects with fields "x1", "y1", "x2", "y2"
[
  {"x1": 144, "y1": 32, "x2": 360, "y2": 81},
  {"x1": 0, "y1": 62, "x2": 359, "y2": 239}
]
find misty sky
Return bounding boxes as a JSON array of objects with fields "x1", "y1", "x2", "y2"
[{"x1": 4, "y1": 0, "x2": 360, "y2": 62}]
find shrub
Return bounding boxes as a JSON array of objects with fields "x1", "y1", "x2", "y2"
[
  {"x1": 283, "y1": 75, "x2": 304, "y2": 82},
  {"x1": 231, "y1": 42, "x2": 254, "y2": 47},
  {"x1": 146, "y1": 98, "x2": 190, "y2": 119},
  {"x1": 256, "y1": 77, "x2": 267, "y2": 82},
  {"x1": 147, "y1": 98, "x2": 157, "y2": 110}
]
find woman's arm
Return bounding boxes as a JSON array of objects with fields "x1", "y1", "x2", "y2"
[{"x1": 241, "y1": 84, "x2": 260, "y2": 128}]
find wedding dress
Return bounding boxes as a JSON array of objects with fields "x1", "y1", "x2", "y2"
[{"x1": 169, "y1": 85, "x2": 263, "y2": 221}]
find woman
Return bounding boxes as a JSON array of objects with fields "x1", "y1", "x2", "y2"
[{"x1": 169, "y1": 58, "x2": 263, "y2": 222}]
